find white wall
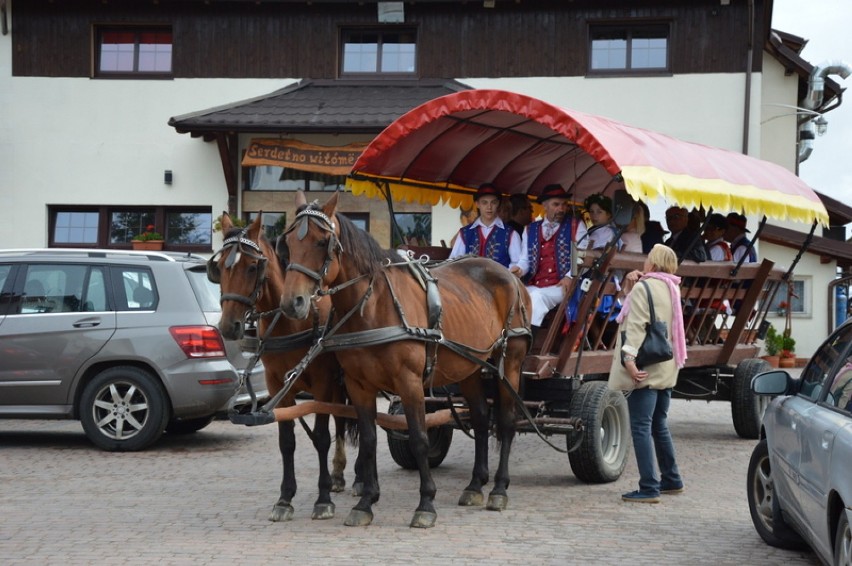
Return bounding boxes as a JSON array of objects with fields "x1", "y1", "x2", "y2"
[{"x1": 0, "y1": 64, "x2": 283, "y2": 247}]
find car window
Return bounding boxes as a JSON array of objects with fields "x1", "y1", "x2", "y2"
[
  {"x1": 83, "y1": 267, "x2": 109, "y2": 311},
  {"x1": 20, "y1": 264, "x2": 88, "y2": 314},
  {"x1": 115, "y1": 267, "x2": 157, "y2": 310},
  {"x1": 0, "y1": 264, "x2": 13, "y2": 313},
  {"x1": 186, "y1": 267, "x2": 222, "y2": 312},
  {"x1": 799, "y1": 323, "x2": 852, "y2": 402}
]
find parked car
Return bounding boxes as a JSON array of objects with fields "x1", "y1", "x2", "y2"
[
  {"x1": 0, "y1": 249, "x2": 267, "y2": 451},
  {"x1": 747, "y1": 318, "x2": 852, "y2": 564}
]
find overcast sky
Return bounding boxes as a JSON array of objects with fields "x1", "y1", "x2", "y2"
[{"x1": 772, "y1": 0, "x2": 852, "y2": 204}]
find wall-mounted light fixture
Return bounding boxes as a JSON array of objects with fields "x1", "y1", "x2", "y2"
[{"x1": 164, "y1": 170, "x2": 173, "y2": 185}]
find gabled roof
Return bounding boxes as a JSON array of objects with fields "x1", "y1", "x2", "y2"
[
  {"x1": 168, "y1": 79, "x2": 472, "y2": 139},
  {"x1": 761, "y1": 223, "x2": 852, "y2": 269}
]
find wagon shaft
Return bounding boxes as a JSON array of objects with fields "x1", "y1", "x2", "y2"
[{"x1": 271, "y1": 401, "x2": 463, "y2": 430}]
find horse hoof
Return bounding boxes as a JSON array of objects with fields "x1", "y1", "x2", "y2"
[
  {"x1": 486, "y1": 494, "x2": 508, "y2": 511},
  {"x1": 351, "y1": 482, "x2": 365, "y2": 497},
  {"x1": 312, "y1": 502, "x2": 335, "y2": 520},
  {"x1": 344, "y1": 508, "x2": 373, "y2": 527},
  {"x1": 410, "y1": 511, "x2": 437, "y2": 529},
  {"x1": 331, "y1": 478, "x2": 346, "y2": 493},
  {"x1": 269, "y1": 503, "x2": 295, "y2": 522},
  {"x1": 458, "y1": 490, "x2": 484, "y2": 507}
]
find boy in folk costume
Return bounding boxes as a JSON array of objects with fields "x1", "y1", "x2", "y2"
[
  {"x1": 517, "y1": 184, "x2": 589, "y2": 328},
  {"x1": 703, "y1": 213, "x2": 732, "y2": 261},
  {"x1": 449, "y1": 183, "x2": 522, "y2": 271}
]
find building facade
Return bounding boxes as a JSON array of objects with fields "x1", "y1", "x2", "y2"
[{"x1": 1, "y1": 0, "x2": 848, "y2": 354}]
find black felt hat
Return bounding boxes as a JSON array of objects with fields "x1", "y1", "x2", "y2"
[
  {"x1": 474, "y1": 183, "x2": 502, "y2": 201},
  {"x1": 537, "y1": 184, "x2": 570, "y2": 204}
]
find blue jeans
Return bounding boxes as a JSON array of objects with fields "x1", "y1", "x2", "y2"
[{"x1": 626, "y1": 387, "x2": 682, "y2": 495}]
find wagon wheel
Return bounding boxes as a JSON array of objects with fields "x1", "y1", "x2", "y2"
[
  {"x1": 567, "y1": 381, "x2": 630, "y2": 483},
  {"x1": 385, "y1": 398, "x2": 453, "y2": 470},
  {"x1": 731, "y1": 358, "x2": 773, "y2": 439}
]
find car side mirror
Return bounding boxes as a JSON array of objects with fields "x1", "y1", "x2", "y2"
[{"x1": 751, "y1": 370, "x2": 794, "y2": 395}]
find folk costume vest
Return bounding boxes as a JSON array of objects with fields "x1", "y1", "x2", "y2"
[
  {"x1": 460, "y1": 223, "x2": 512, "y2": 267},
  {"x1": 708, "y1": 238, "x2": 732, "y2": 261},
  {"x1": 731, "y1": 236, "x2": 757, "y2": 263},
  {"x1": 525, "y1": 219, "x2": 577, "y2": 287}
]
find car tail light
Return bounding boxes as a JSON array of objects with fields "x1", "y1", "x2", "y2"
[{"x1": 169, "y1": 326, "x2": 227, "y2": 358}]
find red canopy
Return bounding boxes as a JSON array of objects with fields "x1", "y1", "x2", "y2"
[{"x1": 348, "y1": 89, "x2": 828, "y2": 225}]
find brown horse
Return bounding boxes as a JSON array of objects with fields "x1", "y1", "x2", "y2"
[
  {"x1": 277, "y1": 192, "x2": 531, "y2": 528},
  {"x1": 210, "y1": 211, "x2": 356, "y2": 522}
]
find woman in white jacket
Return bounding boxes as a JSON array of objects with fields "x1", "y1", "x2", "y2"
[{"x1": 609, "y1": 244, "x2": 687, "y2": 503}]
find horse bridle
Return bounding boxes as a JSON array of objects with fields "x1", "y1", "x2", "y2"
[
  {"x1": 283, "y1": 208, "x2": 342, "y2": 292},
  {"x1": 207, "y1": 229, "x2": 269, "y2": 307}
]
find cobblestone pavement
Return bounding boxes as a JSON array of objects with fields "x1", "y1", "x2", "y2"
[{"x1": 1, "y1": 386, "x2": 818, "y2": 566}]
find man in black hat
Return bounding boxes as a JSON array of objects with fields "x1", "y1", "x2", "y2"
[
  {"x1": 724, "y1": 213, "x2": 757, "y2": 263},
  {"x1": 517, "y1": 183, "x2": 588, "y2": 327},
  {"x1": 449, "y1": 183, "x2": 522, "y2": 271}
]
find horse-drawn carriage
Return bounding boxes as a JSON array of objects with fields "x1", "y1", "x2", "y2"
[{"x1": 211, "y1": 90, "x2": 828, "y2": 528}]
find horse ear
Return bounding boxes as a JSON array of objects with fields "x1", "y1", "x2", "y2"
[
  {"x1": 322, "y1": 191, "x2": 340, "y2": 218},
  {"x1": 295, "y1": 190, "x2": 307, "y2": 208},
  {"x1": 248, "y1": 210, "x2": 263, "y2": 238},
  {"x1": 220, "y1": 211, "x2": 233, "y2": 231}
]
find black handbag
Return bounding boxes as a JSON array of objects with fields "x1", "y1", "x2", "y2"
[{"x1": 622, "y1": 280, "x2": 674, "y2": 369}]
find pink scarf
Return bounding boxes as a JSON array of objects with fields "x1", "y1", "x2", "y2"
[{"x1": 616, "y1": 272, "x2": 687, "y2": 368}]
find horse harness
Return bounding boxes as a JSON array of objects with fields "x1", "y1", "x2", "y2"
[{"x1": 261, "y1": 207, "x2": 532, "y2": 416}]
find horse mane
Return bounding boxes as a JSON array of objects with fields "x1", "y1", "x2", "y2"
[{"x1": 308, "y1": 204, "x2": 399, "y2": 277}]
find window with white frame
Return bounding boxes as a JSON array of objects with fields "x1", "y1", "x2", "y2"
[{"x1": 769, "y1": 278, "x2": 810, "y2": 317}]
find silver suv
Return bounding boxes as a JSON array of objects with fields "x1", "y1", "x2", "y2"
[{"x1": 0, "y1": 249, "x2": 266, "y2": 451}]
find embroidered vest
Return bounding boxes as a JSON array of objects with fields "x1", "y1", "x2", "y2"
[
  {"x1": 461, "y1": 224, "x2": 512, "y2": 267},
  {"x1": 526, "y1": 219, "x2": 575, "y2": 286},
  {"x1": 731, "y1": 237, "x2": 757, "y2": 263}
]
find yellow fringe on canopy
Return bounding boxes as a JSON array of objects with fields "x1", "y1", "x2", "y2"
[
  {"x1": 348, "y1": 176, "x2": 548, "y2": 217},
  {"x1": 621, "y1": 166, "x2": 829, "y2": 226}
]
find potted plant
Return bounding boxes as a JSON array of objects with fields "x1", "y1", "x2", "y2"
[
  {"x1": 132, "y1": 225, "x2": 164, "y2": 250},
  {"x1": 779, "y1": 335, "x2": 797, "y2": 368},
  {"x1": 762, "y1": 324, "x2": 781, "y2": 367},
  {"x1": 213, "y1": 214, "x2": 247, "y2": 233}
]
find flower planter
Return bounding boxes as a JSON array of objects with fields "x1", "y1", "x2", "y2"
[
  {"x1": 132, "y1": 240, "x2": 164, "y2": 251},
  {"x1": 761, "y1": 355, "x2": 780, "y2": 368},
  {"x1": 779, "y1": 357, "x2": 796, "y2": 368}
]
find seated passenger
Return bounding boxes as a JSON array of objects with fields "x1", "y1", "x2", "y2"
[
  {"x1": 664, "y1": 206, "x2": 707, "y2": 263},
  {"x1": 725, "y1": 213, "x2": 757, "y2": 263},
  {"x1": 517, "y1": 184, "x2": 588, "y2": 328},
  {"x1": 703, "y1": 213, "x2": 732, "y2": 261},
  {"x1": 581, "y1": 193, "x2": 623, "y2": 251},
  {"x1": 622, "y1": 201, "x2": 647, "y2": 254},
  {"x1": 449, "y1": 183, "x2": 522, "y2": 273}
]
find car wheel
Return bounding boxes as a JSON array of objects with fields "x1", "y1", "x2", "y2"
[
  {"x1": 166, "y1": 415, "x2": 215, "y2": 435},
  {"x1": 80, "y1": 366, "x2": 170, "y2": 452},
  {"x1": 732, "y1": 358, "x2": 773, "y2": 439},
  {"x1": 746, "y1": 438, "x2": 807, "y2": 549},
  {"x1": 836, "y1": 511, "x2": 852, "y2": 566},
  {"x1": 385, "y1": 398, "x2": 453, "y2": 470},
  {"x1": 567, "y1": 381, "x2": 630, "y2": 483}
]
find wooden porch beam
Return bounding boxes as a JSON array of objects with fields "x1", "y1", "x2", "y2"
[{"x1": 215, "y1": 132, "x2": 239, "y2": 215}]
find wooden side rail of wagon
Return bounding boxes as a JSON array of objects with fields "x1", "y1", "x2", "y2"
[{"x1": 523, "y1": 250, "x2": 786, "y2": 379}]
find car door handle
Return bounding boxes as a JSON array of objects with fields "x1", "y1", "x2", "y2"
[{"x1": 73, "y1": 318, "x2": 101, "y2": 328}]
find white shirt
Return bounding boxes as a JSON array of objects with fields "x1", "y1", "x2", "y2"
[{"x1": 448, "y1": 217, "x2": 521, "y2": 270}]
